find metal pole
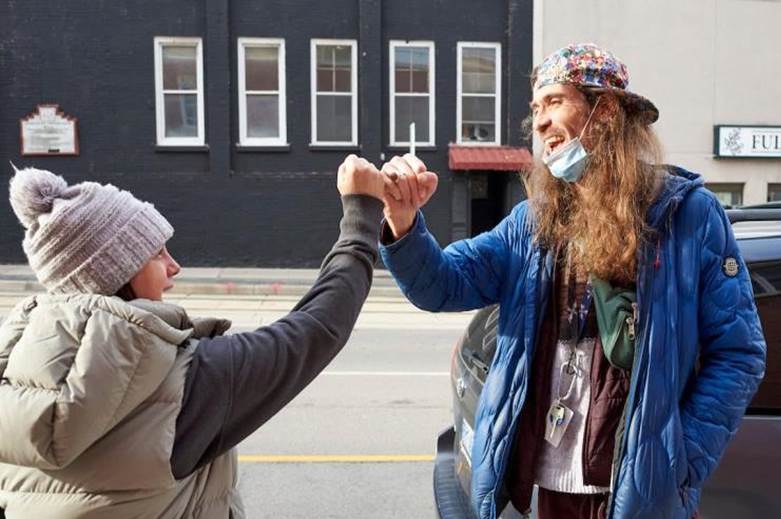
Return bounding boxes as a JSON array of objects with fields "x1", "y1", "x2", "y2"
[{"x1": 409, "y1": 122, "x2": 416, "y2": 156}]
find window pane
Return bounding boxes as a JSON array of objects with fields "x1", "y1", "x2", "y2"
[
  {"x1": 395, "y1": 97, "x2": 429, "y2": 142},
  {"x1": 316, "y1": 46, "x2": 332, "y2": 66},
  {"x1": 246, "y1": 94, "x2": 279, "y2": 138},
  {"x1": 706, "y1": 183, "x2": 743, "y2": 207},
  {"x1": 317, "y1": 45, "x2": 352, "y2": 93},
  {"x1": 164, "y1": 93, "x2": 198, "y2": 137},
  {"x1": 316, "y1": 46, "x2": 334, "y2": 91},
  {"x1": 410, "y1": 48, "x2": 429, "y2": 93},
  {"x1": 332, "y1": 45, "x2": 351, "y2": 93},
  {"x1": 245, "y1": 46, "x2": 278, "y2": 91},
  {"x1": 395, "y1": 70, "x2": 411, "y2": 94},
  {"x1": 411, "y1": 68, "x2": 428, "y2": 93},
  {"x1": 334, "y1": 67, "x2": 351, "y2": 92},
  {"x1": 333, "y1": 45, "x2": 352, "y2": 68},
  {"x1": 769, "y1": 184, "x2": 781, "y2": 202},
  {"x1": 394, "y1": 48, "x2": 411, "y2": 93},
  {"x1": 317, "y1": 68, "x2": 334, "y2": 92},
  {"x1": 163, "y1": 46, "x2": 197, "y2": 90},
  {"x1": 462, "y1": 122, "x2": 496, "y2": 142},
  {"x1": 394, "y1": 46, "x2": 429, "y2": 94},
  {"x1": 714, "y1": 191, "x2": 740, "y2": 207},
  {"x1": 462, "y1": 47, "x2": 496, "y2": 94},
  {"x1": 461, "y1": 96, "x2": 495, "y2": 142},
  {"x1": 316, "y1": 95, "x2": 352, "y2": 142},
  {"x1": 462, "y1": 97, "x2": 495, "y2": 122}
]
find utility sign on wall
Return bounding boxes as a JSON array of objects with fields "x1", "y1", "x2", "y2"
[
  {"x1": 715, "y1": 125, "x2": 781, "y2": 158},
  {"x1": 20, "y1": 105, "x2": 79, "y2": 156}
]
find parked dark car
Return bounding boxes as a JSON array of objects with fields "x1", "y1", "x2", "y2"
[{"x1": 434, "y1": 209, "x2": 781, "y2": 519}]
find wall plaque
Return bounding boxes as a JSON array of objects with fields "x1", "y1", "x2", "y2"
[
  {"x1": 714, "y1": 125, "x2": 781, "y2": 158},
  {"x1": 20, "y1": 104, "x2": 79, "y2": 156}
]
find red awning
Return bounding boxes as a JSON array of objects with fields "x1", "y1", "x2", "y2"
[{"x1": 448, "y1": 144, "x2": 533, "y2": 172}]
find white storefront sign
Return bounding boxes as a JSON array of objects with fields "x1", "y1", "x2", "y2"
[
  {"x1": 715, "y1": 125, "x2": 781, "y2": 158},
  {"x1": 20, "y1": 104, "x2": 79, "y2": 156}
]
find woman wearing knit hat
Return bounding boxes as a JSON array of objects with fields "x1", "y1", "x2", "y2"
[{"x1": 0, "y1": 155, "x2": 387, "y2": 518}]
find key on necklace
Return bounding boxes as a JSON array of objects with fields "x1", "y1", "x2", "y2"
[{"x1": 549, "y1": 403, "x2": 566, "y2": 439}]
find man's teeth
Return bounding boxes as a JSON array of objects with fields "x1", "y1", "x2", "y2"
[{"x1": 546, "y1": 137, "x2": 563, "y2": 151}]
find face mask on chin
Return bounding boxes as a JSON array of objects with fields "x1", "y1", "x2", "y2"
[{"x1": 542, "y1": 97, "x2": 600, "y2": 184}]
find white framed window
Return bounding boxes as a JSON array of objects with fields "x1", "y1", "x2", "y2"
[
  {"x1": 310, "y1": 39, "x2": 358, "y2": 146},
  {"x1": 154, "y1": 37, "x2": 205, "y2": 146},
  {"x1": 769, "y1": 183, "x2": 781, "y2": 202},
  {"x1": 238, "y1": 38, "x2": 286, "y2": 146},
  {"x1": 706, "y1": 183, "x2": 744, "y2": 207},
  {"x1": 457, "y1": 42, "x2": 501, "y2": 145},
  {"x1": 389, "y1": 40, "x2": 435, "y2": 147}
]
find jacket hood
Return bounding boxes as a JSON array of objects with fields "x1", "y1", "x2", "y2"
[
  {"x1": 0, "y1": 295, "x2": 196, "y2": 470},
  {"x1": 646, "y1": 166, "x2": 704, "y2": 230}
]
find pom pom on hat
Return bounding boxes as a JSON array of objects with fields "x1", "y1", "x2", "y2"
[{"x1": 9, "y1": 165, "x2": 70, "y2": 229}]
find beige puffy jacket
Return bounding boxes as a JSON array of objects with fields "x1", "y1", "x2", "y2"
[{"x1": 0, "y1": 294, "x2": 244, "y2": 519}]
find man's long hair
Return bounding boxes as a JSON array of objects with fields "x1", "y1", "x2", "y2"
[{"x1": 523, "y1": 88, "x2": 664, "y2": 284}]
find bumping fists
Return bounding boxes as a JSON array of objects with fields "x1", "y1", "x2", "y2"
[{"x1": 336, "y1": 153, "x2": 439, "y2": 240}]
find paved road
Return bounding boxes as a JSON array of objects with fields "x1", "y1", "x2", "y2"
[{"x1": 233, "y1": 325, "x2": 468, "y2": 519}]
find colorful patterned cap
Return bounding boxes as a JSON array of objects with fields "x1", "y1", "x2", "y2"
[{"x1": 533, "y1": 43, "x2": 658, "y2": 123}]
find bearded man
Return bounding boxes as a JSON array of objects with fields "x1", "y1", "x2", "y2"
[{"x1": 378, "y1": 44, "x2": 766, "y2": 519}]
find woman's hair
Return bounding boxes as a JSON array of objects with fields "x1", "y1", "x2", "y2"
[
  {"x1": 114, "y1": 283, "x2": 136, "y2": 302},
  {"x1": 522, "y1": 87, "x2": 664, "y2": 284}
]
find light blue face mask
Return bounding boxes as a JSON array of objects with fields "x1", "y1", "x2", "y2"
[{"x1": 542, "y1": 99, "x2": 600, "y2": 183}]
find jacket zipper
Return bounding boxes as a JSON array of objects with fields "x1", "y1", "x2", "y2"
[
  {"x1": 606, "y1": 248, "x2": 656, "y2": 518},
  {"x1": 627, "y1": 302, "x2": 638, "y2": 341}
]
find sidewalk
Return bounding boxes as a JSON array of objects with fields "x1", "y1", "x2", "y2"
[{"x1": 0, "y1": 264, "x2": 405, "y2": 298}]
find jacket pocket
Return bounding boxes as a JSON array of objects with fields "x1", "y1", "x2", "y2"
[{"x1": 670, "y1": 411, "x2": 691, "y2": 500}]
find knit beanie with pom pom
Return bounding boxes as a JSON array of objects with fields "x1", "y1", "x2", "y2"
[{"x1": 8, "y1": 165, "x2": 173, "y2": 295}]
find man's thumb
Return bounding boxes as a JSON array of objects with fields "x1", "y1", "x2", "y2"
[{"x1": 417, "y1": 171, "x2": 438, "y2": 206}]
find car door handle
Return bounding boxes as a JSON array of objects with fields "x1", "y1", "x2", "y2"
[{"x1": 469, "y1": 352, "x2": 490, "y2": 374}]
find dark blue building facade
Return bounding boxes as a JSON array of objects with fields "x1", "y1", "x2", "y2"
[{"x1": 0, "y1": 0, "x2": 533, "y2": 266}]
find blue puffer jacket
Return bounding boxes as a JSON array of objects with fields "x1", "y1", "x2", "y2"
[{"x1": 380, "y1": 167, "x2": 766, "y2": 519}]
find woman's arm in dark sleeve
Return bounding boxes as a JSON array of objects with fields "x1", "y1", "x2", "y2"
[{"x1": 170, "y1": 195, "x2": 382, "y2": 479}]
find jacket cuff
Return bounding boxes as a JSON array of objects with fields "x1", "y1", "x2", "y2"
[
  {"x1": 379, "y1": 212, "x2": 421, "y2": 246},
  {"x1": 340, "y1": 194, "x2": 384, "y2": 246},
  {"x1": 379, "y1": 210, "x2": 432, "y2": 274}
]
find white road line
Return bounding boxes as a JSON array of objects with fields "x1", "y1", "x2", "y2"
[
  {"x1": 323, "y1": 371, "x2": 449, "y2": 377},
  {"x1": 238, "y1": 454, "x2": 434, "y2": 463}
]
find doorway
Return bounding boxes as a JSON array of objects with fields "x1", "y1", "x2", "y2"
[{"x1": 470, "y1": 171, "x2": 511, "y2": 237}]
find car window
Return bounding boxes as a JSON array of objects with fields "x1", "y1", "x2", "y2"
[
  {"x1": 749, "y1": 261, "x2": 781, "y2": 297},
  {"x1": 480, "y1": 306, "x2": 499, "y2": 363},
  {"x1": 747, "y1": 260, "x2": 781, "y2": 413},
  {"x1": 459, "y1": 305, "x2": 499, "y2": 380}
]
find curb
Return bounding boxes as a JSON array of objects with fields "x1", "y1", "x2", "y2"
[{"x1": 0, "y1": 277, "x2": 405, "y2": 299}]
